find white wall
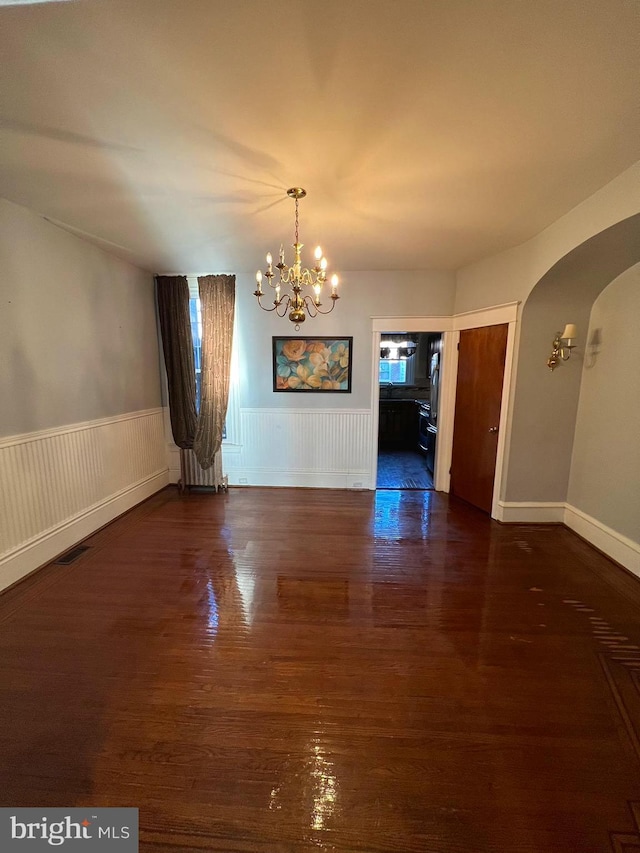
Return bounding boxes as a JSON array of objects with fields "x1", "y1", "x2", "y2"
[
  {"x1": 568, "y1": 264, "x2": 640, "y2": 546},
  {"x1": 0, "y1": 199, "x2": 168, "y2": 590}
]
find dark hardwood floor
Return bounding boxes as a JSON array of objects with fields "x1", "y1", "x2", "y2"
[{"x1": 1, "y1": 487, "x2": 639, "y2": 852}]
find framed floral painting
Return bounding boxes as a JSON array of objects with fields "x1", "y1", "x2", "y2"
[{"x1": 272, "y1": 337, "x2": 353, "y2": 392}]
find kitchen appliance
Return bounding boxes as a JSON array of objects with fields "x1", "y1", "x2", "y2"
[
  {"x1": 418, "y1": 403, "x2": 431, "y2": 450},
  {"x1": 429, "y1": 350, "x2": 440, "y2": 427},
  {"x1": 418, "y1": 403, "x2": 437, "y2": 475},
  {"x1": 419, "y1": 348, "x2": 441, "y2": 476}
]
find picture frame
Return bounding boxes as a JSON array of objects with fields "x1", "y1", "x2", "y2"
[{"x1": 272, "y1": 336, "x2": 353, "y2": 393}]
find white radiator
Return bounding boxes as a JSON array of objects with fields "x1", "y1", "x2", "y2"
[{"x1": 179, "y1": 449, "x2": 227, "y2": 491}]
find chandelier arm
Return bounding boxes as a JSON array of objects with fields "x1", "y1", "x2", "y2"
[
  {"x1": 275, "y1": 295, "x2": 291, "y2": 317},
  {"x1": 302, "y1": 294, "x2": 339, "y2": 316},
  {"x1": 254, "y1": 293, "x2": 291, "y2": 316},
  {"x1": 254, "y1": 294, "x2": 278, "y2": 313},
  {"x1": 301, "y1": 295, "x2": 319, "y2": 318}
]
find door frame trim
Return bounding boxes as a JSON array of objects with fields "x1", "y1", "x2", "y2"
[{"x1": 371, "y1": 302, "x2": 519, "y2": 518}]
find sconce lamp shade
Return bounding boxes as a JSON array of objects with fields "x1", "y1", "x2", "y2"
[{"x1": 561, "y1": 324, "x2": 577, "y2": 340}]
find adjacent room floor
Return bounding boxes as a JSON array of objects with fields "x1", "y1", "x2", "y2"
[
  {"x1": 1, "y1": 487, "x2": 639, "y2": 852},
  {"x1": 376, "y1": 448, "x2": 433, "y2": 489}
]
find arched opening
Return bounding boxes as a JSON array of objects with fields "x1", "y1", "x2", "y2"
[{"x1": 500, "y1": 212, "x2": 640, "y2": 570}]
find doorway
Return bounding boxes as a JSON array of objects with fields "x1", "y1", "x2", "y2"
[
  {"x1": 376, "y1": 332, "x2": 443, "y2": 490},
  {"x1": 371, "y1": 304, "x2": 518, "y2": 516}
]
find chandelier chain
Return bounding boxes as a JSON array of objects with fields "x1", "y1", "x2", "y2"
[{"x1": 295, "y1": 196, "x2": 299, "y2": 245}]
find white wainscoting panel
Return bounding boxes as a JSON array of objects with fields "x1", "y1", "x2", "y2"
[
  {"x1": 166, "y1": 407, "x2": 373, "y2": 489},
  {"x1": 0, "y1": 408, "x2": 168, "y2": 591}
]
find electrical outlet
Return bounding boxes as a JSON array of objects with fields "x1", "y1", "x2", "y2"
[
  {"x1": 239, "y1": 478, "x2": 248, "y2": 484},
  {"x1": 352, "y1": 481, "x2": 363, "y2": 488}
]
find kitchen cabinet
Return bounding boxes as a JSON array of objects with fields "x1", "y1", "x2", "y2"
[{"x1": 378, "y1": 400, "x2": 419, "y2": 449}]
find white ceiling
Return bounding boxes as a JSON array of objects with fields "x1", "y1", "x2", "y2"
[{"x1": 1, "y1": 0, "x2": 638, "y2": 273}]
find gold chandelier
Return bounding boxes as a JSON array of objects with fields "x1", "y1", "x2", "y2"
[{"x1": 254, "y1": 187, "x2": 339, "y2": 328}]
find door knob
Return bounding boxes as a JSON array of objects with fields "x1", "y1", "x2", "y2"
[{"x1": 488, "y1": 426, "x2": 499, "y2": 433}]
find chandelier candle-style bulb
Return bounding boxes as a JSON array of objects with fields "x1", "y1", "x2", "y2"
[{"x1": 253, "y1": 187, "x2": 340, "y2": 329}]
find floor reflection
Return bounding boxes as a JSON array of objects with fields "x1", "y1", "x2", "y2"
[
  {"x1": 266, "y1": 732, "x2": 340, "y2": 835},
  {"x1": 307, "y1": 739, "x2": 339, "y2": 832},
  {"x1": 372, "y1": 489, "x2": 435, "y2": 540},
  {"x1": 205, "y1": 578, "x2": 219, "y2": 636},
  {"x1": 195, "y1": 551, "x2": 250, "y2": 643},
  {"x1": 234, "y1": 566, "x2": 256, "y2": 625}
]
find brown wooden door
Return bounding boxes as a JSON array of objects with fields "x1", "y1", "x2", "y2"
[{"x1": 450, "y1": 324, "x2": 508, "y2": 513}]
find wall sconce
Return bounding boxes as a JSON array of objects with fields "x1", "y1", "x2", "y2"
[{"x1": 547, "y1": 324, "x2": 578, "y2": 371}]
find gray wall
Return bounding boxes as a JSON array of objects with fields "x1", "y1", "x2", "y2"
[
  {"x1": 568, "y1": 264, "x2": 640, "y2": 541},
  {"x1": 234, "y1": 269, "x2": 456, "y2": 411},
  {"x1": 505, "y1": 215, "x2": 640, "y2": 502},
  {"x1": 505, "y1": 286, "x2": 592, "y2": 502},
  {"x1": 0, "y1": 198, "x2": 161, "y2": 437}
]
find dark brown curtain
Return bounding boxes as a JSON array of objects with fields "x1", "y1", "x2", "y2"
[
  {"x1": 193, "y1": 274, "x2": 236, "y2": 472},
  {"x1": 156, "y1": 275, "x2": 197, "y2": 449}
]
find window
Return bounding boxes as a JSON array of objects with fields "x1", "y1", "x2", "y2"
[
  {"x1": 188, "y1": 296, "x2": 202, "y2": 412},
  {"x1": 379, "y1": 359, "x2": 407, "y2": 383},
  {"x1": 379, "y1": 337, "x2": 417, "y2": 385}
]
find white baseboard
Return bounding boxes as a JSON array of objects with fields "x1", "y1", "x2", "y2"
[
  {"x1": 497, "y1": 500, "x2": 640, "y2": 577},
  {"x1": 168, "y1": 449, "x2": 372, "y2": 490},
  {"x1": 0, "y1": 470, "x2": 169, "y2": 593},
  {"x1": 226, "y1": 469, "x2": 372, "y2": 489},
  {"x1": 496, "y1": 501, "x2": 566, "y2": 523},
  {"x1": 564, "y1": 503, "x2": 640, "y2": 578}
]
